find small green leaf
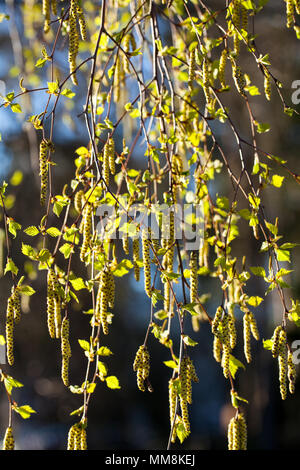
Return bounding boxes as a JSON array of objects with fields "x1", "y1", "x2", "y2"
[
  {"x1": 78, "y1": 339, "x2": 90, "y2": 351},
  {"x1": 4, "y1": 375, "x2": 23, "y2": 395},
  {"x1": 182, "y1": 335, "x2": 198, "y2": 347},
  {"x1": 105, "y1": 375, "x2": 121, "y2": 389},
  {"x1": 97, "y1": 346, "x2": 113, "y2": 356},
  {"x1": 13, "y1": 404, "x2": 36, "y2": 419},
  {"x1": 263, "y1": 339, "x2": 273, "y2": 350},
  {"x1": 19, "y1": 285, "x2": 35, "y2": 296},
  {"x1": 46, "y1": 227, "x2": 61, "y2": 237},
  {"x1": 229, "y1": 355, "x2": 245, "y2": 379},
  {"x1": 250, "y1": 266, "x2": 266, "y2": 277},
  {"x1": 8, "y1": 218, "x2": 21, "y2": 238},
  {"x1": 247, "y1": 296, "x2": 263, "y2": 307},
  {"x1": 11, "y1": 103, "x2": 22, "y2": 113},
  {"x1": 163, "y1": 360, "x2": 178, "y2": 370},
  {"x1": 271, "y1": 175, "x2": 284, "y2": 188},
  {"x1": 4, "y1": 258, "x2": 18, "y2": 275},
  {"x1": 24, "y1": 226, "x2": 40, "y2": 236}
]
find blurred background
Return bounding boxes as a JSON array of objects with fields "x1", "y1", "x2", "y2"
[{"x1": 0, "y1": 0, "x2": 300, "y2": 450}]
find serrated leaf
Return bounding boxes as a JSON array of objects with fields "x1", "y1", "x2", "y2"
[
  {"x1": 250, "y1": 266, "x2": 266, "y2": 277},
  {"x1": 229, "y1": 355, "x2": 245, "y2": 379},
  {"x1": 247, "y1": 296, "x2": 263, "y2": 307},
  {"x1": 78, "y1": 339, "x2": 90, "y2": 351},
  {"x1": 163, "y1": 360, "x2": 178, "y2": 370},
  {"x1": 271, "y1": 175, "x2": 284, "y2": 188},
  {"x1": 46, "y1": 227, "x2": 61, "y2": 237},
  {"x1": 263, "y1": 339, "x2": 273, "y2": 350},
  {"x1": 4, "y1": 375, "x2": 23, "y2": 395},
  {"x1": 4, "y1": 258, "x2": 18, "y2": 275},
  {"x1": 97, "y1": 346, "x2": 113, "y2": 356},
  {"x1": 24, "y1": 226, "x2": 40, "y2": 236},
  {"x1": 59, "y1": 243, "x2": 73, "y2": 259},
  {"x1": 19, "y1": 285, "x2": 35, "y2": 296},
  {"x1": 13, "y1": 404, "x2": 36, "y2": 419},
  {"x1": 8, "y1": 218, "x2": 21, "y2": 238},
  {"x1": 182, "y1": 335, "x2": 198, "y2": 347},
  {"x1": 70, "y1": 277, "x2": 86, "y2": 291}
]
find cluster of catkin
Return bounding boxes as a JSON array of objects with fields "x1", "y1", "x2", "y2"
[
  {"x1": 133, "y1": 345, "x2": 150, "y2": 392},
  {"x1": 228, "y1": 412, "x2": 247, "y2": 450},
  {"x1": 67, "y1": 422, "x2": 87, "y2": 450},
  {"x1": 285, "y1": 0, "x2": 300, "y2": 29},
  {"x1": 68, "y1": 0, "x2": 87, "y2": 85},
  {"x1": 211, "y1": 306, "x2": 237, "y2": 378},
  {"x1": 169, "y1": 356, "x2": 199, "y2": 443},
  {"x1": 231, "y1": 0, "x2": 248, "y2": 56},
  {"x1": 42, "y1": 0, "x2": 57, "y2": 33},
  {"x1": 95, "y1": 268, "x2": 115, "y2": 335},
  {"x1": 6, "y1": 286, "x2": 21, "y2": 366},
  {"x1": 271, "y1": 325, "x2": 296, "y2": 399}
]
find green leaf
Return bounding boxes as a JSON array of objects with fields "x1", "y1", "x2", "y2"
[
  {"x1": 250, "y1": 266, "x2": 266, "y2": 277},
  {"x1": 112, "y1": 259, "x2": 133, "y2": 277},
  {"x1": 78, "y1": 339, "x2": 90, "y2": 351},
  {"x1": 229, "y1": 355, "x2": 245, "y2": 379},
  {"x1": 21, "y1": 243, "x2": 37, "y2": 260},
  {"x1": 98, "y1": 361, "x2": 108, "y2": 378},
  {"x1": 47, "y1": 81, "x2": 59, "y2": 94},
  {"x1": 105, "y1": 375, "x2": 121, "y2": 389},
  {"x1": 276, "y1": 248, "x2": 290, "y2": 262},
  {"x1": 70, "y1": 406, "x2": 84, "y2": 416},
  {"x1": 4, "y1": 258, "x2": 18, "y2": 276},
  {"x1": 59, "y1": 243, "x2": 73, "y2": 259},
  {"x1": 46, "y1": 227, "x2": 61, "y2": 237},
  {"x1": 0, "y1": 335, "x2": 5, "y2": 346},
  {"x1": 35, "y1": 58, "x2": 47, "y2": 68},
  {"x1": 97, "y1": 346, "x2": 113, "y2": 356},
  {"x1": 271, "y1": 175, "x2": 284, "y2": 188},
  {"x1": 176, "y1": 419, "x2": 190, "y2": 443},
  {"x1": 254, "y1": 121, "x2": 271, "y2": 133},
  {"x1": 163, "y1": 360, "x2": 178, "y2": 370},
  {"x1": 70, "y1": 277, "x2": 86, "y2": 291},
  {"x1": 8, "y1": 218, "x2": 21, "y2": 238},
  {"x1": 11, "y1": 103, "x2": 22, "y2": 113},
  {"x1": 19, "y1": 285, "x2": 35, "y2": 296},
  {"x1": 13, "y1": 404, "x2": 36, "y2": 419},
  {"x1": 86, "y1": 382, "x2": 96, "y2": 394},
  {"x1": 61, "y1": 88, "x2": 76, "y2": 99},
  {"x1": 247, "y1": 296, "x2": 263, "y2": 307},
  {"x1": 182, "y1": 335, "x2": 198, "y2": 347},
  {"x1": 4, "y1": 375, "x2": 23, "y2": 395},
  {"x1": 24, "y1": 226, "x2": 40, "y2": 236},
  {"x1": 263, "y1": 339, "x2": 273, "y2": 350}
]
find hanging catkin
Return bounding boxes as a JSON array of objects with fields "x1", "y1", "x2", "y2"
[{"x1": 3, "y1": 426, "x2": 14, "y2": 450}]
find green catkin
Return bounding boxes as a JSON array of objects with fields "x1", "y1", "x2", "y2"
[
  {"x1": 168, "y1": 378, "x2": 177, "y2": 438},
  {"x1": 80, "y1": 202, "x2": 92, "y2": 262},
  {"x1": 189, "y1": 251, "x2": 198, "y2": 303},
  {"x1": 288, "y1": 349, "x2": 296, "y2": 394},
  {"x1": 39, "y1": 139, "x2": 49, "y2": 206},
  {"x1": 107, "y1": 270, "x2": 115, "y2": 309},
  {"x1": 3, "y1": 427, "x2": 14, "y2": 450},
  {"x1": 241, "y1": 5, "x2": 248, "y2": 31},
  {"x1": 278, "y1": 330, "x2": 287, "y2": 400},
  {"x1": 103, "y1": 141, "x2": 110, "y2": 187},
  {"x1": 74, "y1": 423, "x2": 82, "y2": 451},
  {"x1": 164, "y1": 279, "x2": 170, "y2": 313},
  {"x1": 132, "y1": 238, "x2": 140, "y2": 281},
  {"x1": 233, "y1": 31, "x2": 240, "y2": 56},
  {"x1": 229, "y1": 413, "x2": 247, "y2": 450},
  {"x1": 264, "y1": 69, "x2": 271, "y2": 101},
  {"x1": 114, "y1": 56, "x2": 123, "y2": 103},
  {"x1": 74, "y1": 189, "x2": 84, "y2": 213},
  {"x1": 228, "y1": 305, "x2": 237, "y2": 349},
  {"x1": 219, "y1": 49, "x2": 228, "y2": 87},
  {"x1": 232, "y1": 417, "x2": 241, "y2": 450},
  {"x1": 238, "y1": 413, "x2": 247, "y2": 450},
  {"x1": 142, "y1": 230, "x2": 152, "y2": 298},
  {"x1": 42, "y1": 0, "x2": 50, "y2": 33},
  {"x1": 188, "y1": 48, "x2": 196, "y2": 89},
  {"x1": 286, "y1": 0, "x2": 295, "y2": 28},
  {"x1": 232, "y1": 0, "x2": 241, "y2": 27},
  {"x1": 108, "y1": 137, "x2": 115, "y2": 175},
  {"x1": 243, "y1": 312, "x2": 251, "y2": 363},
  {"x1": 54, "y1": 296, "x2": 61, "y2": 339},
  {"x1": 272, "y1": 325, "x2": 283, "y2": 358},
  {"x1": 123, "y1": 34, "x2": 131, "y2": 74},
  {"x1": 61, "y1": 317, "x2": 71, "y2": 386},
  {"x1": 99, "y1": 270, "x2": 109, "y2": 335},
  {"x1": 122, "y1": 236, "x2": 129, "y2": 254},
  {"x1": 6, "y1": 296, "x2": 14, "y2": 366}
]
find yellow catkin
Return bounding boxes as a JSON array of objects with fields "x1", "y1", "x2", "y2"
[
  {"x1": 232, "y1": 63, "x2": 246, "y2": 96},
  {"x1": 294, "y1": 0, "x2": 300, "y2": 15},
  {"x1": 212, "y1": 306, "x2": 223, "y2": 336},
  {"x1": 80, "y1": 426, "x2": 87, "y2": 450},
  {"x1": 122, "y1": 236, "x2": 129, "y2": 254},
  {"x1": 264, "y1": 69, "x2": 271, "y2": 101},
  {"x1": 51, "y1": 0, "x2": 57, "y2": 15},
  {"x1": 54, "y1": 296, "x2": 61, "y2": 339},
  {"x1": 61, "y1": 317, "x2": 71, "y2": 386},
  {"x1": 123, "y1": 34, "x2": 131, "y2": 74},
  {"x1": 133, "y1": 345, "x2": 150, "y2": 391},
  {"x1": 80, "y1": 202, "x2": 92, "y2": 262},
  {"x1": 189, "y1": 251, "x2": 198, "y2": 303},
  {"x1": 213, "y1": 336, "x2": 222, "y2": 363},
  {"x1": 164, "y1": 280, "x2": 170, "y2": 313},
  {"x1": 219, "y1": 48, "x2": 228, "y2": 87},
  {"x1": 47, "y1": 269, "x2": 56, "y2": 339},
  {"x1": 132, "y1": 238, "x2": 140, "y2": 281},
  {"x1": 67, "y1": 424, "x2": 76, "y2": 450},
  {"x1": 221, "y1": 344, "x2": 230, "y2": 378},
  {"x1": 73, "y1": 423, "x2": 82, "y2": 450},
  {"x1": 241, "y1": 5, "x2": 248, "y2": 32},
  {"x1": 107, "y1": 270, "x2": 115, "y2": 309},
  {"x1": 228, "y1": 305, "x2": 237, "y2": 349},
  {"x1": 6, "y1": 296, "x2": 14, "y2": 366},
  {"x1": 102, "y1": 141, "x2": 110, "y2": 187},
  {"x1": 288, "y1": 349, "x2": 296, "y2": 394},
  {"x1": 202, "y1": 57, "x2": 211, "y2": 104},
  {"x1": 74, "y1": 189, "x2": 84, "y2": 213},
  {"x1": 114, "y1": 56, "x2": 123, "y2": 103},
  {"x1": 77, "y1": 6, "x2": 87, "y2": 41},
  {"x1": 168, "y1": 378, "x2": 177, "y2": 442},
  {"x1": 3, "y1": 426, "x2": 14, "y2": 450},
  {"x1": 142, "y1": 230, "x2": 152, "y2": 298},
  {"x1": 286, "y1": 0, "x2": 295, "y2": 28},
  {"x1": 12, "y1": 288, "x2": 21, "y2": 324},
  {"x1": 228, "y1": 418, "x2": 234, "y2": 450},
  {"x1": 108, "y1": 137, "x2": 115, "y2": 176},
  {"x1": 243, "y1": 312, "x2": 251, "y2": 363},
  {"x1": 42, "y1": 0, "x2": 50, "y2": 33},
  {"x1": 39, "y1": 139, "x2": 49, "y2": 206},
  {"x1": 248, "y1": 311, "x2": 260, "y2": 341},
  {"x1": 278, "y1": 330, "x2": 287, "y2": 400},
  {"x1": 68, "y1": 11, "x2": 79, "y2": 85},
  {"x1": 188, "y1": 48, "x2": 196, "y2": 89},
  {"x1": 232, "y1": 0, "x2": 241, "y2": 27},
  {"x1": 272, "y1": 325, "x2": 283, "y2": 358},
  {"x1": 179, "y1": 357, "x2": 191, "y2": 432}
]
